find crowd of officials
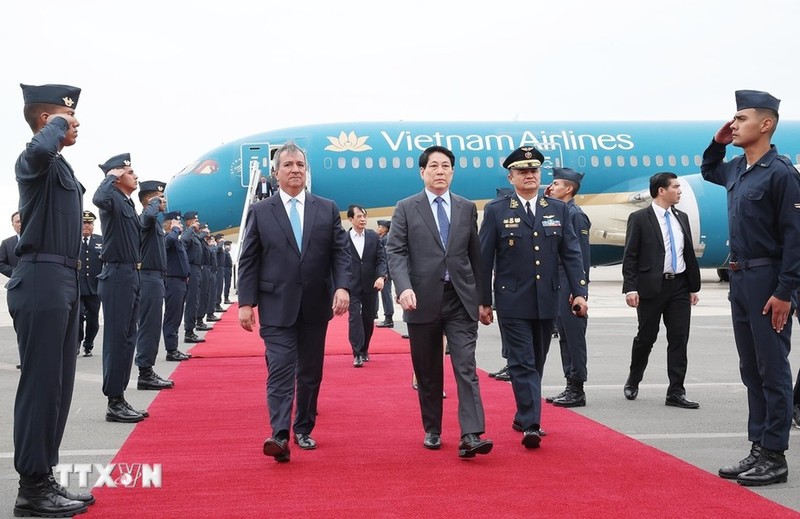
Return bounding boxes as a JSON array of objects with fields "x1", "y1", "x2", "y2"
[{"x1": 5, "y1": 83, "x2": 800, "y2": 517}]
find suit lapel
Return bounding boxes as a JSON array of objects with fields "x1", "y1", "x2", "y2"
[
  {"x1": 646, "y1": 207, "x2": 665, "y2": 252},
  {"x1": 415, "y1": 192, "x2": 445, "y2": 251},
  {"x1": 269, "y1": 196, "x2": 301, "y2": 256}
]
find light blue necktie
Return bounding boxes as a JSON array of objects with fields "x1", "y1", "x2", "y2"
[
  {"x1": 289, "y1": 198, "x2": 302, "y2": 251},
  {"x1": 665, "y1": 210, "x2": 677, "y2": 273},
  {"x1": 435, "y1": 197, "x2": 450, "y2": 282}
]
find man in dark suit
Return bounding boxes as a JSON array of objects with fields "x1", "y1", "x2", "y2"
[
  {"x1": 78, "y1": 210, "x2": 103, "y2": 357},
  {"x1": 375, "y1": 219, "x2": 394, "y2": 328},
  {"x1": 238, "y1": 142, "x2": 351, "y2": 463},
  {"x1": 622, "y1": 171, "x2": 701, "y2": 409},
  {"x1": 479, "y1": 147, "x2": 588, "y2": 449},
  {"x1": 0, "y1": 211, "x2": 21, "y2": 278},
  {"x1": 346, "y1": 204, "x2": 387, "y2": 367},
  {"x1": 386, "y1": 145, "x2": 492, "y2": 458}
]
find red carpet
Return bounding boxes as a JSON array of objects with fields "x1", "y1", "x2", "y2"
[
  {"x1": 87, "y1": 312, "x2": 800, "y2": 518},
  {"x1": 187, "y1": 303, "x2": 410, "y2": 357}
]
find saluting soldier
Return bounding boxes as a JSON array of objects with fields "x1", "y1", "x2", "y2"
[
  {"x1": 478, "y1": 146, "x2": 588, "y2": 450},
  {"x1": 162, "y1": 210, "x2": 193, "y2": 360},
  {"x1": 203, "y1": 232, "x2": 221, "y2": 322},
  {"x1": 133, "y1": 180, "x2": 173, "y2": 390},
  {"x1": 93, "y1": 153, "x2": 147, "y2": 423},
  {"x1": 182, "y1": 211, "x2": 205, "y2": 343},
  {"x1": 196, "y1": 222, "x2": 214, "y2": 328},
  {"x1": 9, "y1": 83, "x2": 95, "y2": 517},
  {"x1": 213, "y1": 233, "x2": 226, "y2": 312},
  {"x1": 222, "y1": 240, "x2": 233, "y2": 304},
  {"x1": 78, "y1": 210, "x2": 103, "y2": 357}
]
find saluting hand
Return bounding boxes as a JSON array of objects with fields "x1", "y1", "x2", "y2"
[
  {"x1": 239, "y1": 305, "x2": 256, "y2": 332},
  {"x1": 714, "y1": 119, "x2": 734, "y2": 145},
  {"x1": 332, "y1": 288, "x2": 349, "y2": 316}
]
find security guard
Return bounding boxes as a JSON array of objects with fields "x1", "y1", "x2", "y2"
[
  {"x1": 375, "y1": 219, "x2": 395, "y2": 328},
  {"x1": 9, "y1": 83, "x2": 94, "y2": 517},
  {"x1": 93, "y1": 153, "x2": 146, "y2": 423},
  {"x1": 163, "y1": 210, "x2": 193, "y2": 360},
  {"x1": 182, "y1": 211, "x2": 205, "y2": 343},
  {"x1": 544, "y1": 167, "x2": 591, "y2": 407},
  {"x1": 79, "y1": 210, "x2": 103, "y2": 357},
  {"x1": 134, "y1": 181, "x2": 173, "y2": 390},
  {"x1": 703, "y1": 90, "x2": 800, "y2": 486},
  {"x1": 478, "y1": 146, "x2": 588, "y2": 449},
  {"x1": 213, "y1": 233, "x2": 226, "y2": 312}
]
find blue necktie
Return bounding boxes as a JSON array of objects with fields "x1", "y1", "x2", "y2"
[
  {"x1": 665, "y1": 210, "x2": 677, "y2": 273},
  {"x1": 289, "y1": 198, "x2": 302, "y2": 251},
  {"x1": 434, "y1": 197, "x2": 450, "y2": 248}
]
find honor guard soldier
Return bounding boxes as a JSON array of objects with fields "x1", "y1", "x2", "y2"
[
  {"x1": 134, "y1": 181, "x2": 174, "y2": 390},
  {"x1": 196, "y1": 222, "x2": 215, "y2": 327},
  {"x1": 544, "y1": 167, "x2": 591, "y2": 407},
  {"x1": 213, "y1": 233, "x2": 226, "y2": 312},
  {"x1": 163, "y1": 211, "x2": 193, "y2": 360},
  {"x1": 203, "y1": 231, "x2": 221, "y2": 322},
  {"x1": 478, "y1": 146, "x2": 588, "y2": 449},
  {"x1": 93, "y1": 153, "x2": 148, "y2": 423},
  {"x1": 375, "y1": 219, "x2": 395, "y2": 328},
  {"x1": 703, "y1": 90, "x2": 800, "y2": 486},
  {"x1": 222, "y1": 239, "x2": 234, "y2": 304},
  {"x1": 79, "y1": 210, "x2": 103, "y2": 357},
  {"x1": 182, "y1": 211, "x2": 206, "y2": 343},
  {"x1": 9, "y1": 83, "x2": 95, "y2": 517}
]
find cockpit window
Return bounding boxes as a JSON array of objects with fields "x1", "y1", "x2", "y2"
[{"x1": 177, "y1": 159, "x2": 219, "y2": 176}]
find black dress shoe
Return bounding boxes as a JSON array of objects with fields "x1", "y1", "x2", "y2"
[
  {"x1": 106, "y1": 397, "x2": 145, "y2": 423},
  {"x1": 623, "y1": 385, "x2": 638, "y2": 400},
  {"x1": 167, "y1": 349, "x2": 192, "y2": 361},
  {"x1": 224, "y1": 299, "x2": 232, "y2": 304},
  {"x1": 458, "y1": 433, "x2": 493, "y2": 458},
  {"x1": 48, "y1": 472, "x2": 95, "y2": 505},
  {"x1": 183, "y1": 334, "x2": 206, "y2": 344},
  {"x1": 546, "y1": 385, "x2": 569, "y2": 403},
  {"x1": 195, "y1": 323, "x2": 211, "y2": 331},
  {"x1": 401, "y1": 333, "x2": 410, "y2": 339},
  {"x1": 123, "y1": 399, "x2": 149, "y2": 418},
  {"x1": 737, "y1": 449, "x2": 788, "y2": 486},
  {"x1": 494, "y1": 368, "x2": 511, "y2": 382},
  {"x1": 263, "y1": 437, "x2": 290, "y2": 462},
  {"x1": 353, "y1": 356, "x2": 363, "y2": 367},
  {"x1": 423, "y1": 432, "x2": 442, "y2": 450},
  {"x1": 793, "y1": 404, "x2": 800, "y2": 429},
  {"x1": 14, "y1": 476, "x2": 88, "y2": 518},
  {"x1": 363, "y1": 353, "x2": 370, "y2": 362},
  {"x1": 665, "y1": 394, "x2": 699, "y2": 409},
  {"x1": 214, "y1": 305, "x2": 225, "y2": 313},
  {"x1": 82, "y1": 350, "x2": 93, "y2": 357},
  {"x1": 138, "y1": 371, "x2": 174, "y2": 390},
  {"x1": 488, "y1": 365, "x2": 508, "y2": 378},
  {"x1": 522, "y1": 428, "x2": 541, "y2": 449},
  {"x1": 719, "y1": 442, "x2": 762, "y2": 479},
  {"x1": 206, "y1": 315, "x2": 221, "y2": 322},
  {"x1": 293, "y1": 433, "x2": 317, "y2": 450},
  {"x1": 376, "y1": 320, "x2": 394, "y2": 328}
]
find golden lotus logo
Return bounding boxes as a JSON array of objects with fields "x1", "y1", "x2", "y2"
[{"x1": 325, "y1": 131, "x2": 372, "y2": 152}]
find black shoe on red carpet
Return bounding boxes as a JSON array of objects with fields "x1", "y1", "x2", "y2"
[
  {"x1": 293, "y1": 433, "x2": 317, "y2": 450},
  {"x1": 263, "y1": 437, "x2": 291, "y2": 462},
  {"x1": 458, "y1": 433, "x2": 493, "y2": 458}
]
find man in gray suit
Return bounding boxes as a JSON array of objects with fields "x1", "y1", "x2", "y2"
[
  {"x1": 386, "y1": 145, "x2": 492, "y2": 458},
  {"x1": 0, "y1": 211, "x2": 21, "y2": 278}
]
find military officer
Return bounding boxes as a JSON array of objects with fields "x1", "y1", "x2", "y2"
[
  {"x1": 182, "y1": 211, "x2": 205, "y2": 343},
  {"x1": 543, "y1": 168, "x2": 591, "y2": 407},
  {"x1": 9, "y1": 83, "x2": 94, "y2": 517},
  {"x1": 196, "y1": 223, "x2": 215, "y2": 328},
  {"x1": 93, "y1": 153, "x2": 147, "y2": 423},
  {"x1": 478, "y1": 146, "x2": 588, "y2": 449},
  {"x1": 222, "y1": 240, "x2": 233, "y2": 304},
  {"x1": 703, "y1": 90, "x2": 800, "y2": 486},
  {"x1": 134, "y1": 181, "x2": 173, "y2": 390},
  {"x1": 214, "y1": 234, "x2": 226, "y2": 312},
  {"x1": 203, "y1": 232, "x2": 221, "y2": 322},
  {"x1": 78, "y1": 210, "x2": 103, "y2": 357},
  {"x1": 162, "y1": 210, "x2": 193, "y2": 360}
]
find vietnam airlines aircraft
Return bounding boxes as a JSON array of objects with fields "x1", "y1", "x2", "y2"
[{"x1": 164, "y1": 121, "x2": 800, "y2": 278}]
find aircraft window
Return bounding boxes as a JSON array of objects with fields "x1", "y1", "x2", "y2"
[
  {"x1": 405, "y1": 157, "x2": 414, "y2": 169},
  {"x1": 591, "y1": 156, "x2": 599, "y2": 167},
  {"x1": 655, "y1": 155, "x2": 664, "y2": 167},
  {"x1": 191, "y1": 159, "x2": 219, "y2": 175},
  {"x1": 473, "y1": 157, "x2": 481, "y2": 168},
  {"x1": 668, "y1": 155, "x2": 677, "y2": 167},
  {"x1": 643, "y1": 155, "x2": 651, "y2": 167},
  {"x1": 617, "y1": 156, "x2": 625, "y2": 167},
  {"x1": 365, "y1": 157, "x2": 373, "y2": 169},
  {"x1": 694, "y1": 155, "x2": 702, "y2": 166},
  {"x1": 630, "y1": 156, "x2": 638, "y2": 167},
  {"x1": 177, "y1": 160, "x2": 200, "y2": 176},
  {"x1": 393, "y1": 157, "x2": 401, "y2": 169},
  {"x1": 379, "y1": 157, "x2": 387, "y2": 169},
  {"x1": 487, "y1": 157, "x2": 495, "y2": 168},
  {"x1": 338, "y1": 157, "x2": 346, "y2": 169},
  {"x1": 681, "y1": 155, "x2": 689, "y2": 167},
  {"x1": 351, "y1": 157, "x2": 360, "y2": 169},
  {"x1": 604, "y1": 156, "x2": 612, "y2": 167},
  {"x1": 577, "y1": 156, "x2": 586, "y2": 168},
  {"x1": 460, "y1": 157, "x2": 468, "y2": 169}
]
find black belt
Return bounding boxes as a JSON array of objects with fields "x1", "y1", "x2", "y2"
[
  {"x1": 729, "y1": 258, "x2": 778, "y2": 272},
  {"x1": 20, "y1": 253, "x2": 80, "y2": 270},
  {"x1": 166, "y1": 275, "x2": 189, "y2": 279},
  {"x1": 663, "y1": 272, "x2": 685, "y2": 280},
  {"x1": 107, "y1": 262, "x2": 142, "y2": 270},
  {"x1": 140, "y1": 269, "x2": 165, "y2": 275}
]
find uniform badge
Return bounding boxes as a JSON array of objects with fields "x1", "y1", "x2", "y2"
[
  {"x1": 508, "y1": 238, "x2": 515, "y2": 247},
  {"x1": 509, "y1": 198, "x2": 519, "y2": 209},
  {"x1": 539, "y1": 198, "x2": 548, "y2": 208},
  {"x1": 62, "y1": 97, "x2": 75, "y2": 107},
  {"x1": 123, "y1": 160, "x2": 131, "y2": 166}
]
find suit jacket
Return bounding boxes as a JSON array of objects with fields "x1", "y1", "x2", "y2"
[
  {"x1": 238, "y1": 191, "x2": 351, "y2": 327},
  {"x1": 479, "y1": 193, "x2": 588, "y2": 319},
  {"x1": 622, "y1": 205, "x2": 701, "y2": 299},
  {"x1": 79, "y1": 234, "x2": 104, "y2": 296},
  {"x1": 386, "y1": 191, "x2": 483, "y2": 323},
  {"x1": 0, "y1": 235, "x2": 19, "y2": 278},
  {"x1": 348, "y1": 229, "x2": 387, "y2": 295}
]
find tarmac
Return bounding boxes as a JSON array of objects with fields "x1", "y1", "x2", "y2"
[{"x1": 1, "y1": 266, "x2": 799, "y2": 515}]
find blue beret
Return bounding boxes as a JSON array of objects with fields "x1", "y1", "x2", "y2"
[
  {"x1": 503, "y1": 147, "x2": 545, "y2": 170},
  {"x1": 82, "y1": 210, "x2": 96, "y2": 222},
  {"x1": 552, "y1": 167, "x2": 585, "y2": 186},
  {"x1": 99, "y1": 153, "x2": 132, "y2": 174},
  {"x1": 139, "y1": 180, "x2": 166, "y2": 194},
  {"x1": 164, "y1": 210, "x2": 181, "y2": 221},
  {"x1": 183, "y1": 211, "x2": 199, "y2": 221},
  {"x1": 735, "y1": 90, "x2": 780, "y2": 112},
  {"x1": 20, "y1": 83, "x2": 81, "y2": 108}
]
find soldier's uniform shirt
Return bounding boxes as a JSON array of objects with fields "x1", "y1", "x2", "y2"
[
  {"x1": 182, "y1": 227, "x2": 204, "y2": 332},
  {"x1": 135, "y1": 197, "x2": 167, "y2": 368},
  {"x1": 164, "y1": 226, "x2": 190, "y2": 351}
]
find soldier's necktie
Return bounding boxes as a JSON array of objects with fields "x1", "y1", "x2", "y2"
[
  {"x1": 526, "y1": 200, "x2": 533, "y2": 221},
  {"x1": 289, "y1": 198, "x2": 302, "y2": 251},
  {"x1": 665, "y1": 210, "x2": 678, "y2": 273}
]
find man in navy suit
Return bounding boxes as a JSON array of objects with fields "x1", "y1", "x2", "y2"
[
  {"x1": 622, "y1": 172, "x2": 701, "y2": 408},
  {"x1": 238, "y1": 142, "x2": 351, "y2": 463},
  {"x1": 479, "y1": 146, "x2": 588, "y2": 450},
  {"x1": 0, "y1": 211, "x2": 21, "y2": 278},
  {"x1": 78, "y1": 210, "x2": 103, "y2": 357},
  {"x1": 346, "y1": 204, "x2": 387, "y2": 367}
]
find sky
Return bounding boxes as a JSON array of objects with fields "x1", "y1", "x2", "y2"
[{"x1": 1, "y1": 0, "x2": 799, "y2": 232}]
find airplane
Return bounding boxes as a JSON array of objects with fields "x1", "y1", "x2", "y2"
[{"x1": 164, "y1": 121, "x2": 800, "y2": 280}]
